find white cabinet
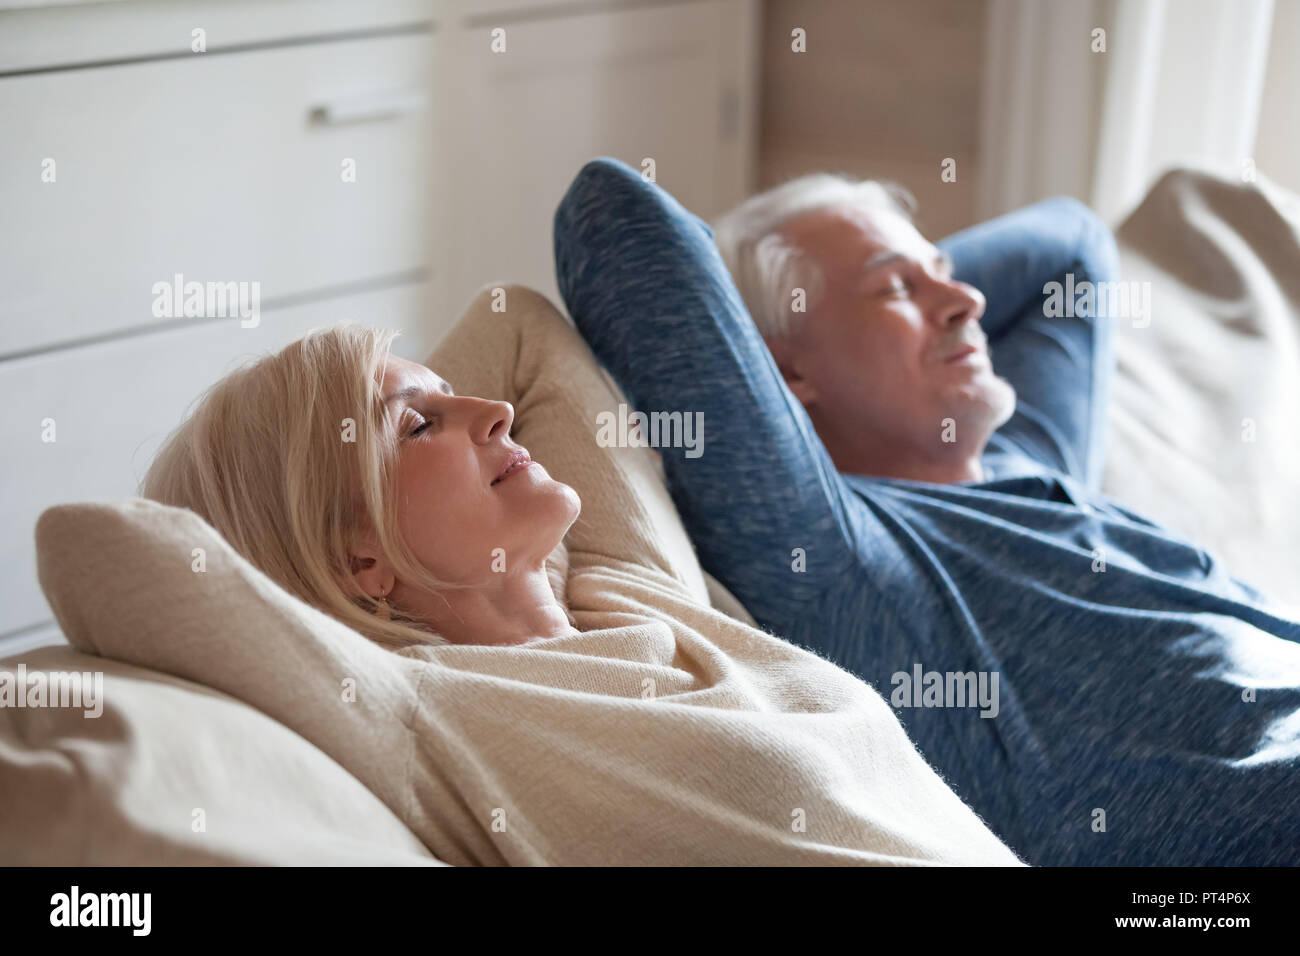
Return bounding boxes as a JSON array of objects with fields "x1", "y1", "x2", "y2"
[
  {"x1": 0, "y1": 32, "x2": 437, "y2": 356},
  {"x1": 436, "y1": 0, "x2": 759, "y2": 312},
  {"x1": 0, "y1": 0, "x2": 758, "y2": 654}
]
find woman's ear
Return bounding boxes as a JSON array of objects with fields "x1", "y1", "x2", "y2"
[{"x1": 339, "y1": 534, "x2": 394, "y2": 600}]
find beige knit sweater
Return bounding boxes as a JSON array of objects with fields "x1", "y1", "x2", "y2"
[{"x1": 40, "y1": 285, "x2": 1024, "y2": 866}]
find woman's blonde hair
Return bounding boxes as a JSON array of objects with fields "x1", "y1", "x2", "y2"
[{"x1": 140, "y1": 323, "x2": 455, "y2": 650}]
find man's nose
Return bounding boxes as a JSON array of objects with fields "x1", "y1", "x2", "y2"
[{"x1": 933, "y1": 280, "x2": 985, "y2": 329}]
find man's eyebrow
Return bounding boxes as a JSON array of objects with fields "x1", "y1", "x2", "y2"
[
  {"x1": 860, "y1": 249, "x2": 954, "y2": 277},
  {"x1": 861, "y1": 250, "x2": 905, "y2": 273},
  {"x1": 383, "y1": 380, "x2": 454, "y2": 406}
]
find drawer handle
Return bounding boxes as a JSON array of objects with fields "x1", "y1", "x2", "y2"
[{"x1": 309, "y1": 90, "x2": 426, "y2": 125}]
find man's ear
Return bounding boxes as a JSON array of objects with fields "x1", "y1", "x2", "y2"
[{"x1": 767, "y1": 335, "x2": 818, "y2": 407}]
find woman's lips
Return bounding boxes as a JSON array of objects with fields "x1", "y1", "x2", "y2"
[
  {"x1": 494, "y1": 460, "x2": 532, "y2": 484},
  {"x1": 492, "y1": 451, "x2": 533, "y2": 485}
]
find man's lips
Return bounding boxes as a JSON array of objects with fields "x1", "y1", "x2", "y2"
[
  {"x1": 492, "y1": 449, "x2": 532, "y2": 485},
  {"x1": 942, "y1": 344, "x2": 980, "y2": 363}
]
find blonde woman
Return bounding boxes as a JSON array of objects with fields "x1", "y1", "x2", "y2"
[{"x1": 135, "y1": 284, "x2": 1023, "y2": 866}]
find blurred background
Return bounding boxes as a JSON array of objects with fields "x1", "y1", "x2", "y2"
[
  {"x1": 1, "y1": 0, "x2": 1297, "y2": 654},
  {"x1": 763, "y1": 0, "x2": 1298, "y2": 235}
]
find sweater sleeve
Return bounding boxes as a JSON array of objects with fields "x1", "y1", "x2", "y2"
[
  {"x1": 422, "y1": 284, "x2": 712, "y2": 603},
  {"x1": 552, "y1": 158, "x2": 860, "y2": 631},
  {"x1": 937, "y1": 196, "x2": 1120, "y2": 490}
]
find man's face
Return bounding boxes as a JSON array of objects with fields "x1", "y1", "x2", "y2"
[{"x1": 771, "y1": 203, "x2": 1015, "y2": 473}]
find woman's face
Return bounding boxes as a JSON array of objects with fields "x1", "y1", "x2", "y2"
[{"x1": 367, "y1": 355, "x2": 580, "y2": 587}]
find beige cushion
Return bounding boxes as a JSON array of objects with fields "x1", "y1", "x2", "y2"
[
  {"x1": 0, "y1": 642, "x2": 442, "y2": 865},
  {"x1": 1105, "y1": 168, "x2": 1300, "y2": 608}
]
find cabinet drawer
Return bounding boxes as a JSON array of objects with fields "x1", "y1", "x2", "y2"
[
  {"x1": 0, "y1": 32, "x2": 436, "y2": 357},
  {"x1": 0, "y1": 0, "x2": 435, "y2": 74},
  {"x1": 0, "y1": 280, "x2": 433, "y2": 641}
]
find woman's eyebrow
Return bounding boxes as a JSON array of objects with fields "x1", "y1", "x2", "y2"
[{"x1": 383, "y1": 380, "x2": 454, "y2": 406}]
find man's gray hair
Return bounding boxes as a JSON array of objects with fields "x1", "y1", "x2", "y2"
[{"x1": 711, "y1": 172, "x2": 916, "y2": 339}]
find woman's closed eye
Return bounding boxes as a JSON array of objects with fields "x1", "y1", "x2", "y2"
[{"x1": 409, "y1": 413, "x2": 440, "y2": 437}]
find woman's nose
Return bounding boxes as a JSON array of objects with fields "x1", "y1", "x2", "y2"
[{"x1": 471, "y1": 398, "x2": 514, "y2": 444}]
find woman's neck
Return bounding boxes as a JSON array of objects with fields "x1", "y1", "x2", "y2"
[{"x1": 397, "y1": 565, "x2": 576, "y2": 646}]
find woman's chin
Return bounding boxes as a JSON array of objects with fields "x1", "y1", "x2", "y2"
[
  {"x1": 528, "y1": 471, "x2": 581, "y2": 522},
  {"x1": 497, "y1": 464, "x2": 581, "y2": 542},
  {"x1": 555, "y1": 480, "x2": 582, "y2": 524}
]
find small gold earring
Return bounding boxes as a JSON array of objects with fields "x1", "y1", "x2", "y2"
[{"x1": 376, "y1": 586, "x2": 392, "y2": 621}]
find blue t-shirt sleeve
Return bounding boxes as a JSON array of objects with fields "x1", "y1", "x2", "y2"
[
  {"x1": 553, "y1": 158, "x2": 858, "y2": 626},
  {"x1": 938, "y1": 196, "x2": 1120, "y2": 492}
]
